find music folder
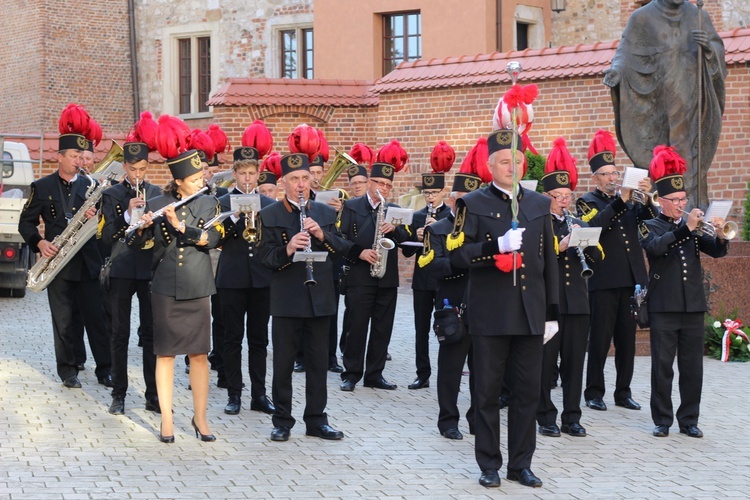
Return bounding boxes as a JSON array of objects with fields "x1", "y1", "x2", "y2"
[
  {"x1": 384, "y1": 207, "x2": 414, "y2": 226},
  {"x1": 568, "y1": 227, "x2": 602, "y2": 248},
  {"x1": 230, "y1": 193, "x2": 261, "y2": 212},
  {"x1": 293, "y1": 251, "x2": 328, "y2": 263}
]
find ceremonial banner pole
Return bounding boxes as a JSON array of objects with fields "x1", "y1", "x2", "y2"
[
  {"x1": 506, "y1": 61, "x2": 522, "y2": 286},
  {"x1": 697, "y1": 0, "x2": 704, "y2": 209}
]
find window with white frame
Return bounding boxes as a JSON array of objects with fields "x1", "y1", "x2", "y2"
[{"x1": 162, "y1": 24, "x2": 219, "y2": 117}]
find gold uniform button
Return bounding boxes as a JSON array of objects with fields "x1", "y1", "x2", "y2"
[
  {"x1": 520, "y1": 275, "x2": 526, "y2": 280},
  {"x1": 522, "y1": 286, "x2": 527, "y2": 291},
  {"x1": 178, "y1": 262, "x2": 183, "y2": 267},
  {"x1": 178, "y1": 255, "x2": 183, "y2": 260},
  {"x1": 566, "y1": 281, "x2": 570, "y2": 286},
  {"x1": 625, "y1": 240, "x2": 629, "y2": 244},
  {"x1": 179, "y1": 248, "x2": 184, "y2": 252},
  {"x1": 565, "y1": 273, "x2": 570, "y2": 277}
]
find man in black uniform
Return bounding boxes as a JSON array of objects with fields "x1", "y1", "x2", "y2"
[
  {"x1": 536, "y1": 138, "x2": 603, "y2": 438},
  {"x1": 100, "y1": 141, "x2": 161, "y2": 414},
  {"x1": 217, "y1": 146, "x2": 275, "y2": 416},
  {"x1": 639, "y1": 146, "x2": 729, "y2": 438},
  {"x1": 576, "y1": 130, "x2": 656, "y2": 412},
  {"x1": 18, "y1": 132, "x2": 111, "y2": 388},
  {"x1": 338, "y1": 162, "x2": 410, "y2": 391},
  {"x1": 403, "y1": 168, "x2": 452, "y2": 389},
  {"x1": 450, "y1": 129, "x2": 559, "y2": 489},
  {"x1": 421, "y1": 172, "x2": 481, "y2": 440},
  {"x1": 256, "y1": 152, "x2": 351, "y2": 442}
]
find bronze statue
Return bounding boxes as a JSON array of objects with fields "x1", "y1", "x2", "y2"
[{"x1": 604, "y1": 0, "x2": 726, "y2": 209}]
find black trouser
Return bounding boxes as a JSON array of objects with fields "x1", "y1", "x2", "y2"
[
  {"x1": 271, "y1": 316, "x2": 330, "y2": 429},
  {"x1": 649, "y1": 312, "x2": 704, "y2": 428},
  {"x1": 472, "y1": 334, "x2": 543, "y2": 472},
  {"x1": 297, "y1": 278, "x2": 341, "y2": 366},
  {"x1": 47, "y1": 277, "x2": 111, "y2": 381},
  {"x1": 585, "y1": 287, "x2": 636, "y2": 402},
  {"x1": 537, "y1": 314, "x2": 588, "y2": 426},
  {"x1": 109, "y1": 277, "x2": 156, "y2": 400},
  {"x1": 339, "y1": 303, "x2": 351, "y2": 355},
  {"x1": 341, "y1": 285, "x2": 397, "y2": 384},
  {"x1": 436, "y1": 333, "x2": 474, "y2": 433},
  {"x1": 413, "y1": 289, "x2": 436, "y2": 380},
  {"x1": 210, "y1": 292, "x2": 225, "y2": 377},
  {"x1": 219, "y1": 287, "x2": 270, "y2": 399}
]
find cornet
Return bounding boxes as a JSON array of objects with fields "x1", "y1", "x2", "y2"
[
  {"x1": 240, "y1": 183, "x2": 257, "y2": 243},
  {"x1": 677, "y1": 209, "x2": 738, "y2": 240},
  {"x1": 616, "y1": 185, "x2": 659, "y2": 206}
]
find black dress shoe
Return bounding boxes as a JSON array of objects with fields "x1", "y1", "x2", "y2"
[
  {"x1": 328, "y1": 363, "x2": 344, "y2": 373},
  {"x1": 97, "y1": 374, "x2": 113, "y2": 388},
  {"x1": 538, "y1": 424, "x2": 561, "y2": 437},
  {"x1": 363, "y1": 377, "x2": 397, "y2": 390},
  {"x1": 615, "y1": 397, "x2": 642, "y2": 410},
  {"x1": 63, "y1": 376, "x2": 82, "y2": 388},
  {"x1": 145, "y1": 398, "x2": 161, "y2": 414},
  {"x1": 479, "y1": 469, "x2": 501, "y2": 488},
  {"x1": 507, "y1": 468, "x2": 543, "y2": 488},
  {"x1": 270, "y1": 426, "x2": 290, "y2": 441},
  {"x1": 224, "y1": 395, "x2": 241, "y2": 415},
  {"x1": 679, "y1": 424, "x2": 703, "y2": 438},
  {"x1": 653, "y1": 425, "x2": 670, "y2": 437},
  {"x1": 498, "y1": 393, "x2": 509, "y2": 409},
  {"x1": 586, "y1": 398, "x2": 607, "y2": 411},
  {"x1": 76, "y1": 363, "x2": 85, "y2": 371},
  {"x1": 250, "y1": 395, "x2": 275, "y2": 414},
  {"x1": 340, "y1": 379, "x2": 356, "y2": 392},
  {"x1": 560, "y1": 422, "x2": 587, "y2": 436},
  {"x1": 293, "y1": 361, "x2": 306, "y2": 372},
  {"x1": 306, "y1": 424, "x2": 344, "y2": 440},
  {"x1": 407, "y1": 377, "x2": 429, "y2": 390},
  {"x1": 440, "y1": 428, "x2": 463, "y2": 440},
  {"x1": 109, "y1": 396, "x2": 125, "y2": 415}
]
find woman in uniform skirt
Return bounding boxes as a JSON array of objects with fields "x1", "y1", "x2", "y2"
[{"x1": 130, "y1": 146, "x2": 222, "y2": 442}]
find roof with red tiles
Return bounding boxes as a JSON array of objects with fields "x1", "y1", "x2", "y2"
[
  {"x1": 207, "y1": 78, "x2": 378, "y2": 107},
  {"x1": 374, "y1": 28, "x2": 750, "y2": 94}
]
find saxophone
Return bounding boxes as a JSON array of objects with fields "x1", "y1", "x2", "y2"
[
  {"x1": 369, "y1": 189, "x2": 395, "y2": 279},
  {"x1": 27, "y1": 171, "x2": 116, "y2": 292}
]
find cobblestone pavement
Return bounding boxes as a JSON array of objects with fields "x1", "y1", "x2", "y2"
[{"x1": 1, "y1": 289, "x2": 749, "y2": 499}]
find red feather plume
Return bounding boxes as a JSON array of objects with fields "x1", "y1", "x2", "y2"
[
  {"x1": 241, "y1": 120, "x2": 273, "y2": 157},
  {"x1": 587, "y1": 129, "x2": 616, "y2": 161},
  {"x1": 348, "y1": 143, "x2": 375, "y2": 167},
  {"x1": 58, "y1": 103, "x2": 91, "y2": 135},
  {"x1": 206, "y1": 124, "x2": 230, "y2": 156},
  {"x1": 126, "y1": 111, "x2": 159, "y2": 150},
  {"x1": 316, "y1": 129, "x2": 330, "y2": 163},
  {"x1": 155, "y1": 114, "x2": 191, "y2": 159},
  {"x1": 649, "y1": 145, "x2": 687, "y2": 181},
  {"x1": 460, "y1": 137, "x2": 490, "y2": 183},
  {"x1": 86, "y1": 118, "x2": 103, "y2": 146},
  {"x1": 545, "y1": 137, "x2": 579, "y2": 190},
  {"x1": 376, "y1": 140, "x2": 409, "y2": 172},
  {"x1": 502, "y1": 83, "x2": 539, "y2": 109},
  {"x1": 287, "y1": 124, "x2": 321, "y2": 162},
  {"x1": 189, "y1": 129, "x2": 216, "y2": 161},
  {"x1": 430, "y1": 141, "x2": 456, "y2": 173},
  {"x1": 261, "y1": 151, "x2": 282, "y2": 177}
]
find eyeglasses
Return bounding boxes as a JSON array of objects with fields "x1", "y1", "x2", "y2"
[
  {"x1": 370, "y1": 179, "x2": 393, "y2": 189},
  {"x1": 595, "y1": 171, "x2": 621, "y2": 179},
  {"x1": 660, "y1": 196, "x2": 689, "y2": 205},
  {"x1": 422, "y1": 190, "x2": 441, "y2": 198},
  {"x1": 349, "y1": 180, "x2": 367, "y2": 187},
  {"x1": 548, "y1": 193, "x2": 572, "y2": 201}
]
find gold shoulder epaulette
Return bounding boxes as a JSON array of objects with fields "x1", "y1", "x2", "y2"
[
  {"x1": 418, "y1": 231, "x2": 434, "y2": 267},
  {"x1": 446, "y1": 206, "x2": 466, "y2": 251}
]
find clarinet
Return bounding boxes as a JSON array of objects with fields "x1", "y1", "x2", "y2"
[
  {"x1": 299, "y1": 193, "x2": 316, "y2": 287},
  {"x1": 562, "y1": 209, "x2": 593, "y2": 279}
]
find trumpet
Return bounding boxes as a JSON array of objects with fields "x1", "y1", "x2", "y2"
[
  {"x1": 240, "y1": 184, "x2": 257, "y2": 243},
  {"x1": 677, "y1": 209, "x2": 738, "y2": 240},
  {"x1": 299, "y1": 193, "x2": 316, "y2": 286},
  {"x1": 616, "y1": 185, "x2": 659, "y2": 206}
]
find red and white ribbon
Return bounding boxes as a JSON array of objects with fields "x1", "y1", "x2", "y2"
[{"x1": 721, "y1": 319, "x2": 749, "y2": 362}]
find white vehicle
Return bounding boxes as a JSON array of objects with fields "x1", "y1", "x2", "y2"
[{"x1": 0, "y1": 138, "x2": 36, "y2": 297}]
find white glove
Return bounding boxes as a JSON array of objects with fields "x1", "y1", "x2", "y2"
[
  {"x1": 497, "y1": 227, "x2": 525, "y2": 253},
  {"x1": 543, "y1": 321, "x2": 559, "y2": 345}
]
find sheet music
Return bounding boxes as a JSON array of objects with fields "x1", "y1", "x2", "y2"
[
  {"x1": 313, "y1": 189, "x2": 340, "y2": 204},
  {"x1": 704, "y1": 200, "x2": 732, "y2": 222},
  {"x1": 203, "y1": 210, "x2": 235, "y2": 229},
  {"x1": 230, "y1": 193, "x2": 261, "y2": 212},
  {"x1": 568, "y1": 227, "x2": 602, "y2": 248},
  {"x1": 384, "y1": 207, "x2": 414, "y2": 226},
  {"x1": 621, "y1": 166, "x2": 649, "y2": 190},
  {"x1": 520, "y1": 180, "x2": 538, "y2": 191},
  {"x1": 292, "y1": 251, "x2": 328, "y2": 263}
]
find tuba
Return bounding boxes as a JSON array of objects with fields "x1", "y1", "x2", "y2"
[
  {"x1": 92, "y1": 141, "x2": 124, "y2": 174},
  {"x1": 369, "y1": 189, "x2": 395, "y2": 279},
  {"x1": 318, "y1": 148, "x2": 355, "y2": 200}
]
